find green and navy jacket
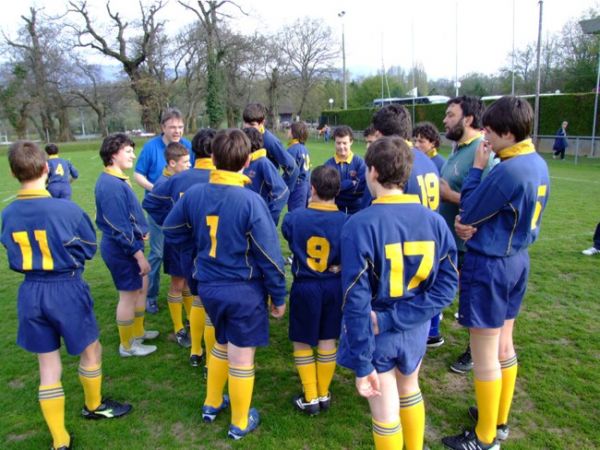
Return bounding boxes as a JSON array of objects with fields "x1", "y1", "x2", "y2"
[
  {"x1": 1, "y1": 189, "x2": 96, "y2": 275},
  {"x1": 163, "y1": 170, "x2": 287, "y2": 306},
  {"x1": 460, "y1": 139, "x2": 550, "y2": 257}
]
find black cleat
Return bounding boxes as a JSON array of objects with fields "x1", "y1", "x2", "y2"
[
  {"x1": 450, "y1": 348, "x2": 473, "y2": 374},
  {"x1": 292, "y1": 394, "x2": 320, "y2": 416},
  {"x1": 468, "y1": 406, "x2": 510, "y2": 441},
  {"x1": 81, "y1": 398, "x2": 132, "y2": 420},
  {"x1": 189, "y1": 353, "x2": 205, "y2": 368},
  {"x1": 442, "y1": 429, "x2": 500, "y2": 450}
]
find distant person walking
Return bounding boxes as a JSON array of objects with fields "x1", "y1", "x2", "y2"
[
  {"x1": 582, "y1": 222, "x2": 600, "y2": 256},
  {"x1": 552, "y1": 121, "x2": 568, "y2": 160}
]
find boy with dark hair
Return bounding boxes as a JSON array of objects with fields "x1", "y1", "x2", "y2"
[
  {"x1": 442, "y1": 96, "x2": 550, "y2": 450},
  {"x1": 163, "y1": 128, "x2": 286, "y2": 440},
  {"x1": 363, "y1": 125, "x2": 378, "y2": 150},
  {"x1": 243, "y1": 102, "x2": 299, "y2": 190},
  {"x1": 287, "y1": 121, "x2": 312, "y2": 211},
  {"x1": 324, "y1": 125, "x2": 366, "y2": 214},
  {"x1": 143, "y1": 128, "x2": 217, "y2": 368},
  {"x1": 413, "y1": 121, "x2": 445, "y2": 172},
  {"x1": 282, "y1": 165, "x2": 347, "y2": 416},
  {"x1": 45, "y1": 143, "x2": 79, "y2": 200},
  {"x1": 242, "y1": 127, "x2": 290, "y2": 224},
  {"x1": 338, "y1": 136, "x2": 458, "y2": 450},
  {"x1": 95, "y1": 133, "x2": 158, "y2": 358},
  {"x1": 1, "y1": 141, "x2": 131, "y2": 450}
]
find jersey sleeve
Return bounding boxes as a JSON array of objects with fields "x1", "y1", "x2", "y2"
[
  {"x1": 98, "y1": 186, "x2": 144, "y2": 256},
  {"x1": 262, "y1": 163, "x2": 290, "y2": 224},
  {"x1": 460, "y1": 168, "x2": 511, "y2": 226},
  {"x1": 64, "y1": 210, "x2": 98, "y2": 262},
  {"x1": 69, "y1": 161, "x2": 79, "y2": 180},
  {"x1": 142, "y1": 180, "x2": 175, "y2": 226},
  {"x1": 265, "y1": 132, "x2": 299, "y2": 189},
  {"x1": 134, "y1": 146, "x2": 152, "y2": 177},
  {"x1": 162, "y1": 194, "x2": 194, "y2": 251}
]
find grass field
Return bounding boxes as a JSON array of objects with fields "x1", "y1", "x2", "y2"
[{"x1": 0, "y1": 136, "x2": 599, "y2": 449}]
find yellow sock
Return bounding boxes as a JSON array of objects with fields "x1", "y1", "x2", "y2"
[
  {"x1": 294, "y1": 349, "x2": 318, "y2": 401},
  {"x1": 117, "y1": 319, "x2": 134, "y2": 349},
  {"x1": 399, "y1": 391, "x2": 425, "y2": 450},
  {"x1": 205, "y1": 344, "x2": 229, "y2": 408},
  {"x1": 498, "y1": 355, "x2": 518, "y2": 425},
  {"x1": 190, "y1": 297, "x2": 206, "y2": 357},
  {"x1": 78, "y1": 364, "x2": 102, "y2": 411},
  {"x1": 133, "y1": 307, "x2": 145, "y2": 338},
  {"x1": 316, "y1": 348, "x2": 337, "y2": 398},
  {"x1": 39, "y1": 383, "x2": 70, "y2": 449},
  {"x1": 203, "y1": 317, "x2": 216, "y2": 366},
  {"x1": 167, "y1": 293, "x2": 184, "y2": 333},
  {"x1": 182, "y1": 289, "x2": 193, "y2": 318},
  {"x1": 474, "y1": 377, "x2": 503, "y2": 444},
  {"x1": 372, "y1": 418, "x2": 402, "y2": 450},
  {"x1": 229, "y1": 365, "x2": 255, "y2": 430}
]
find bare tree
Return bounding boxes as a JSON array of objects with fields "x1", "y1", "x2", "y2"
[
  {"x1": 279, "y1": 18, "x2": 338, "y2": 118},
  {"x1": 68, "y1": 0, "x2": 167, "y2": 132},
  {"x1": 0, "y1": 64, "x2": 31, "y2": 139}
]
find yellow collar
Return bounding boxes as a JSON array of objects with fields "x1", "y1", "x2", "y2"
[
  {"x1": 258, "y1": 124, "x2": 266, "y2": 134},
  {"x1": 48, "y1": 155, "x2": 59, "y2": 159},
  {"x1": 308, "y1": 202, "x2": 339, "y2": 211},
  {"x1": 372, "y1": 194, "x2": 421, "y2": 205},
  {"x1": 17, "y1": 188, "x2": 52, "y2": 199},
  {"x1": 287, "y1": 139, "x2": 300, "y2": 147},
  {"x1": 458, "y1": 132, "x2": 482, "y2": 148},
  {"x1": 334, "y1": 150, "x2": 354, "y2": 164},
  {"x1": 404, "y1": 139, "x2": 413, "y2": 148},
  {"x1": 497, "y1": 139, "x2": 535, "y2": 161},
  {"x1": 426, "y1": 148, "x2": 439, "y2": 158},
  {"x1": 104, "y1": 167, "x2": 129, "y2": 181},
  {"x1": 162, "y1": 168, "x2": 174, "y2": 177},
  {"x1": 209, "y1": 170, "x2": 251, "y2": 187},
  {"x1": 194, "y1": 158, "x2": 215, "y2": 170},
  {"x1": 250, "y1": 149, "x2": 267, "y2": 161}
]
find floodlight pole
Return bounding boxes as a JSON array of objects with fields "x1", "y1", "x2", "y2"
[
  {"x1": 533, "y1": 1, "x2": 543, "y2": 145},
  {"x1": 579, "y1": 17, "x2": 600, "y2": 157},
  {"x1": 338, "y1": 11, "x2": 347, "y2": 110}
]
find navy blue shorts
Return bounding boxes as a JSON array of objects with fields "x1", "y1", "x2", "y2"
[
  {"x1": 100, "y1": 237, "x2": 143, "y2": 291},
  {"x1": 372, "y1": 320, "x2": 429, "y2": 376},
  {"x1": 458, "y1": 250, "x2": 530, "y2": 328},
  {"x1": 163, "y1": 243, "x2": 185, "y2": 277},
  {"x1": 47, "y1": 183, "x2": 72, "y2": 200},
  {"x1": 181, "y1": 248, "x2": 198, "y2": 295},
  {"x1": 289, "y1": 277, "x2": 342, "y2": 346},
  {"x1": 199, "y1": 280, "x2": 269, "y2": 348},
  {"x1": 17, "y1": 273, "x2": 99, "y2": 355}
]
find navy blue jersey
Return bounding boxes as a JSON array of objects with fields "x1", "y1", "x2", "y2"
[
  {"x1": 263, "y1": 129, "x2": 299, "y2": 189},
  {"x1": 282, "y1": 202, "x2": 348, "y2": 280},
  {"x1": 1, "y1": 189, "x2": 96, "y2": 275},
  {"x1": 143, "y1": 158, "x2": 214, "y2": 226},
  {"x1": 287, "y1": 140, "x2": 311, "y2": 182},
  {"x1": 460, "y1": 139, "x2": 550, "y2": 256},
  {"x1": 324, "y1": 151, "x2": 366, "y2": 214},
  {"x1": 361, "y1": 147, "x2": 440, "y2": 212},
  {"x1": 47, "y1": 155, "x2": 78, "y2": 186},
  {"x1": 163, "y1": 170, "x2": 287, "y2": 306},
  {"x1": 427, "y1": 149, "x2": 446, "y2": 173},
  {"x1": 337, "y1": 194, "x2": 458, "y2": 377},
  {"x1": 95, "y1": 169, "x2": 148, "y2": 256}
]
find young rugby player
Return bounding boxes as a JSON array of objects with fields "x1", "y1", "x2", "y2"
[
  {"x1": 143, "y1": 129, "x2": 217, "y2": 368},
  {"x1": 413, "y1": 121, "x2": 445, "y2": 172},
  {"x1": 163, "y1": 129, "x2": 286, "y2": 440},
  {"x1": 242, "y1": 127, "x2": 290, "y2": 224},
  {"x1": 286, "y1": 121, "x2": 312, "y2": 211},
  {"x1": 45, "y1": 143, "x2": 79, "y2": 200},
  {"x1": 338, "y1": 136, "x2": 458, "y2": 450},
  {"x1": 324, "y1": 125, "x2": 366, "y2": 214},
  {"x1": 282, "y1": 165, "x2": 347, "y2": 415},
  {"x1": 442, "y1": 96, "x2": 550, "y2": 450},
  {"x1": 143, "y1": 142, "x2": 191, "y2": 348},
  {"x1": 1, "y1": 141, "x2": 131, "y2": 450},
  {"x1": 95, "y1": 133, "x2": 158, "y2": 358}
]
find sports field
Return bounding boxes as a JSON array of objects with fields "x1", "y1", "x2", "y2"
[{"x1": 0, "y1": 137, "x2": 598, "y2": 449}]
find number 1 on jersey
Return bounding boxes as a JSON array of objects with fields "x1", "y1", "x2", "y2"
[
  {"x1": 385, "y1": 240, "x2": 434, "y2": 296},
  {"x1": 206, "y1": 215, "x2": 219, "y2": 258},
  {"x1": 12, "y1": 230, "x2": 54, "y2": 270}
]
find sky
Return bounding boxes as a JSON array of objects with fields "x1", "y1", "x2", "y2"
[{"x1": 1, "y1": 0, "x2": 598, "y2": 81}]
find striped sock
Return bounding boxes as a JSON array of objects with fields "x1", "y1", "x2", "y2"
[
  {"x1": 399, "y1": 391, "x2": 425, "y2": 450},
  {"x1": 293, "y1": 349, "x2": 318, "y2": 401},
  {"x1": 39, "y1": 383, "x2": 70, "y2": 449},
  {"x1": 372, "y1": 418, "x2": 402, "y2": 450},
  {"x1": 316, "y1": 348, "x2": 337, "y2": 398},
  {"x1": 474, "y1": 377, "x2": 503, "y2": 444},
  {"x1": 190, "y1": 296, "x2": 206, "y2": 358},
  {"x1": 229, "y1": 365, "x2": 255, "y2": 430},
  {"x1": 205, "y1": 344, "x2": 229, "y2": 408},
  {"x1": 167, "y1": 293, "x2": 184, "y2": 333},
  {"x1": 133, "y1": 307, "x2": 145, "y2": 339},
  {"x1": 182, "y1": 289, "x2": 193, "y2": 318},
  {"x1": 117, "y1": 319, "x2": 134, "y2": 349},
  {"x1": 203, "y1": 314, "x2": 216, "y2": 367},
  {"x1": 78, "y1": 364, "x2": 102, "y2": 411},
  {"x1": 498, "y1": 355, "x2": 518, "y2": 425}
]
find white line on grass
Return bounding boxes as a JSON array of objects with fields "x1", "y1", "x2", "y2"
[
  {"x1": 89, "y1": 154, "x2": 98, "y2": 160},
  {"x1": 2, "y1": 194, "x2": 16, "y2": 203},
  {"x1": 550, "y1": 176, "x2": 600, "y2": 184}
]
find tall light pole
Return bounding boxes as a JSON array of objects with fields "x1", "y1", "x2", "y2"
[
  {"x1": 455, "y1": 1, "x2": 460, "y2": 96},
  {"x1": 511, "y1": 0, "x2": 516, "y2": 95},
  {"x1": 533, "y1": 1, "x2": 543, "y2": 144},
  {"x1": 580, "y1": 17, "x2": 600, "y2": 157},
  {"x1": 338, "y1": 11, "x2": 347, "y2": 110}
]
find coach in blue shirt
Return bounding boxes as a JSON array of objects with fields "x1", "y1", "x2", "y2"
[{"x1": 133, "y1": 108, "x2": 193, "y2": 314}]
